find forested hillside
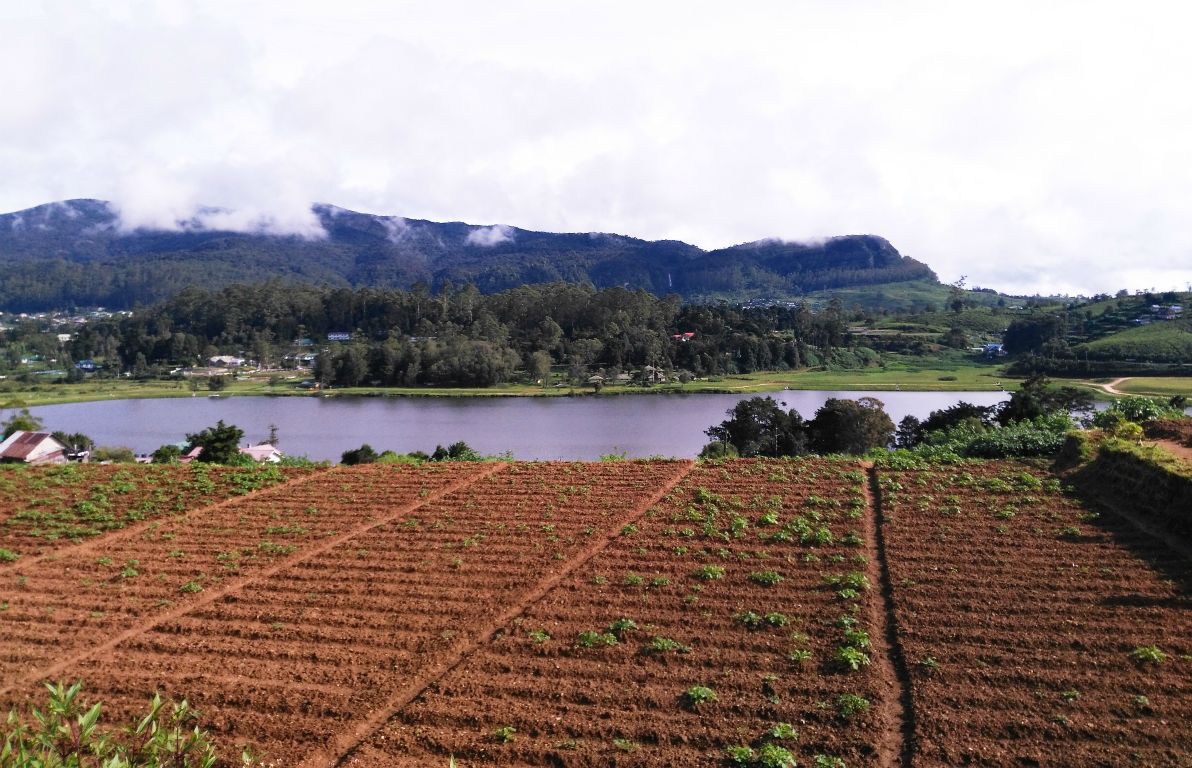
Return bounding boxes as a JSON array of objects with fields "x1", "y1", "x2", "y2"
[
  {"x1": 0, "y1": 199, "x2": 937, "y2": 310},
  {"x1": 4, "y1": 282, "x2": 867, "y2": 388}
]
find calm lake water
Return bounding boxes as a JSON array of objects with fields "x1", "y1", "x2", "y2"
[{"x1": 25, "y1": 391, "x2": 1011, "y2": 461}]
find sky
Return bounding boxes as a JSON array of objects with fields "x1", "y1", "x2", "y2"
[{"x1": 2, "y1": 0, "x2": 1191, "y2": 296}]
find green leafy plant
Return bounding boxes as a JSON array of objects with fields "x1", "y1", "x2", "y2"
[
  {"x1": 842, "y1": 628, "x2": 870, "y2": 649},
  {"x1": 1131, "y1": 645, "x2": 1167, "y2": 665},
  {"x1": 493, "y1": 725, "x2": 517, "y2": 743},
  {"x1": 836, "y1": 693, "x2": 870, "y2": 719},
  {"x1": 834, "y1": 645, "x2": 871, "y2": 672},
  {"x1": 682, "y1": 685, "x2": 717, "y2": 709},
  {"x1": 607, "y1": 617, "x2": 639, "y2": 639},
  {"x1": 749, "y1": 570, "x2": 783, "y2": 587},
  {"x1": 0, "y1": 681, "x2": 245, "y2": 767},
  {"x1": 647, "y1": 636, "x2": 691, "y2": 654},
  {"x1": 576, "y1": 630, "x2": 618, "y2": 648},
  {"x1": 725, "y1": 745, "x2": 756, "y2": 765},
  {"x1": 765, "y1": 612, "x2": 789, "y2": 628},
  {"x1": 768, "y1": 722, "x2": 798, "y2": 740},
  {"x1": 612, "y1": 738, "x2": 638, "y2": 752},
  {"x1": 736, "y1": 610, "x2": 764, "y2": 629},
  {"x1": 622, "y1": 573, "x2": 645, "y2": 586},
  {"x1": 755, "y1": 743, "x2": 797, "y2": 768},
  {"x1": 813, "y1": 756, "x2": 847, "y2": 768},
  {"x1": 0, "y1": 548, "x2": 18, "y2": 563},
  {"x1": 693, "y1": 565, "x2": 725, "y2": 580},
  {"x1": 527, "y1": 629, "x2": 551, "y2": 644}
]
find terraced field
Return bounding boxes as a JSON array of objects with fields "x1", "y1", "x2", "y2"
[{"x1": 1, "y1": 456, "x2": 1190, "y2": 767}]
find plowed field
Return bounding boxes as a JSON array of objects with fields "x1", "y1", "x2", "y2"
[
  {"x1": 2, "y1": 457, "x2": 1190, "y2": 768},
  {"x1": 878, "y1": 460, "x2": 1192, "y2": 767}
]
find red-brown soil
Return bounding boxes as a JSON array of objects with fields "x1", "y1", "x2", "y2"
[
  {"x1": 2, "y1": 460, "x2": 695, "y2": 766},
  {"x1": 343, "y1": 459, "x2": 885, "y2": 768},
  {"x1": 4, "y1": 457, "x2": 1190, "y2": 768},
  {"x1": 878, "y1": 460, "x2": 1192, "y2": 767}
]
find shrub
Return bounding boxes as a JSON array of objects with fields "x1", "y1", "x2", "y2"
[
  {"x1": 693, "y1": 565, "x2": 725, "y2": 580},
  {"x1": 0, "y1": 681, "x2": 240, "y2": 767}
]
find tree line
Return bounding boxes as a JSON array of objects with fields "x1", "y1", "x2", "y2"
[{"x1": 7, "y1": 281, "x2": 863, "y2": 388}]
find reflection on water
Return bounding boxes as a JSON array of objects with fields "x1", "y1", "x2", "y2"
[{"x1": 26, "y1": 390, "x2": 1011, "y2": 461}]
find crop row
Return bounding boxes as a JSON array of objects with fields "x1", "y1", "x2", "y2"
[
  {"x1": 0, "y1": 462, "x2": 482, "y2": 689},
  {"x1": 19, "y1": 460, "x2": 692, "y2": 765},
  {"x1": 347, "y1": 459, "x2": 884, "y2": 767},
  {"x1": 879, "y1": 460, "x2": 1192, "y2": 767},
  {"x1": 0, "y1": 462, "x2": 313, "y2": 562}
]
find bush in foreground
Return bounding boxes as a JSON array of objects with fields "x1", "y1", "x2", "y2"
[{"x1": 1, "y1": 681, "x2": 252, "y2": 767}]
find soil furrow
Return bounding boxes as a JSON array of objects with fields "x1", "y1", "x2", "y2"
[
  {"x1": 2, "y1": 468, "x2": 327, "y2": 571},
  {"x1": 0, "y1": 462, "x2": 505, "y2": 698},
  {"x1": 315, "y1": 459, "x2": 696, "y2": 768},
  {"x1": 864, "y1": 463, "x2": 915, "y2": 768}
]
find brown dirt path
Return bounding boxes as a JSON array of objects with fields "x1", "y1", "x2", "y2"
[
  {"x1": 861, "y1": 462, "x2": 914, "y2": 768},
  {"x1": 319, "y1": 460, "x2": 696, "y2": 768},
  {"x1": 1094, "y1": 377, "x2": 1131, "y2": 395},
  {"x1": 0, "y1": 462, "x2": 504, "y2": 700},
  {"x1": 1153, "y1": 438, "x2": 1192, "y2": 463}
]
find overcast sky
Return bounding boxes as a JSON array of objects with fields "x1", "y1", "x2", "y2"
[{"x1": 2, "y1": 1, "x2": 1190, "y2": 295}]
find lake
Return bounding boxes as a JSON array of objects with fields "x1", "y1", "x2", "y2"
[{"x1": 24, "y1": 390, "x2": 1011, "y2": 461}]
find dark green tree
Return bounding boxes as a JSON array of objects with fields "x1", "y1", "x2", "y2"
[
  {"x1": 151, "y1": 444, "x2": 183, "y2": 463},
  {"x1": 341, "y1": 444, "x2": 379, "y2": 465},
  {"x1": 2, "y1": 408, "x2": 44, "y2": 439},
  {"x1": 704, "y1": 396, "x2": 809, "y2": 458},
  {"x1": 996, "y1": 374, "x2": 1093, "y2": 425},
  {"x1": 808, "y1": 397, "x2": 895, "y2": 455},
  {"x1": 50, "y1": 431, "x2": 94, "y2": 456},
  {"x1": 185, "y1": 420, "x2": 244, "y2": 464}
]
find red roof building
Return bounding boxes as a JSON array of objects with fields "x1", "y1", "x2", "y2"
[{"x1": 0, "y1": 431, "x2": 69, "y2": 465}]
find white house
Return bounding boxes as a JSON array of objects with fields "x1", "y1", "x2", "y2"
[
  {"x1": 208, "y1": 355, "x2": 246, "y2": 368},
  {"x1": 0, "y1": 431, "x2": 69, "y2": 465},
  {"x1": 240, "y1": 443, "x2": 284, "y2": 463}
]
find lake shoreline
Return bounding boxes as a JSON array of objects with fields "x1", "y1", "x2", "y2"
[
  {"x1": 23, "y1": 389, "x2": 1016, "y2": 461},
  {"x1": 2, "y1": 368, "x2": 1021, "y2": 408}
]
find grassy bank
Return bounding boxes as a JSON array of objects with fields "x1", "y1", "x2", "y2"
[{"x1": 0, "y1": 357, "x2": 1019, "y2": 408}]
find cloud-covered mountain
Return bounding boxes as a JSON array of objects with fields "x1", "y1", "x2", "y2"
[{"x1": 0, "y1": 200, "x2": 936, "y2": 310}]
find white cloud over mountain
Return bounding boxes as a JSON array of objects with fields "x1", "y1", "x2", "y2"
[{"x1": 2, "y1": 1, "x2": 1190, "y2": 295}]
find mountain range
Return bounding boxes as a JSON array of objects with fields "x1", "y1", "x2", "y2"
[{"x1": 0, "y1": 199, "x2": 937, "y2": 311}]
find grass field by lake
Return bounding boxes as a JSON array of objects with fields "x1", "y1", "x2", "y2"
[
  {"x1": 0, "y1": 356, "x2": 1018, "y2": 408},
  {"x1": 1111, "y1": 376, "x2": 1192, "y2": 397}
]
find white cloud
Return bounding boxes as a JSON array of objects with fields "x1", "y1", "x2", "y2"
[
  {"x1": 1, "y1": 0, "x2": 1190, "y2": 294},
  {"x1": 465, "y1": 224, "x2": 514, "y2": 247}
]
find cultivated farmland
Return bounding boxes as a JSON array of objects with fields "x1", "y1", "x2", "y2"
[
  {"x1": 1, "y1": 455, "x2": 1190, "y2": 767},
  {"x1": 878, "y1": 460, "x2": 1192, "y2": 767}
]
